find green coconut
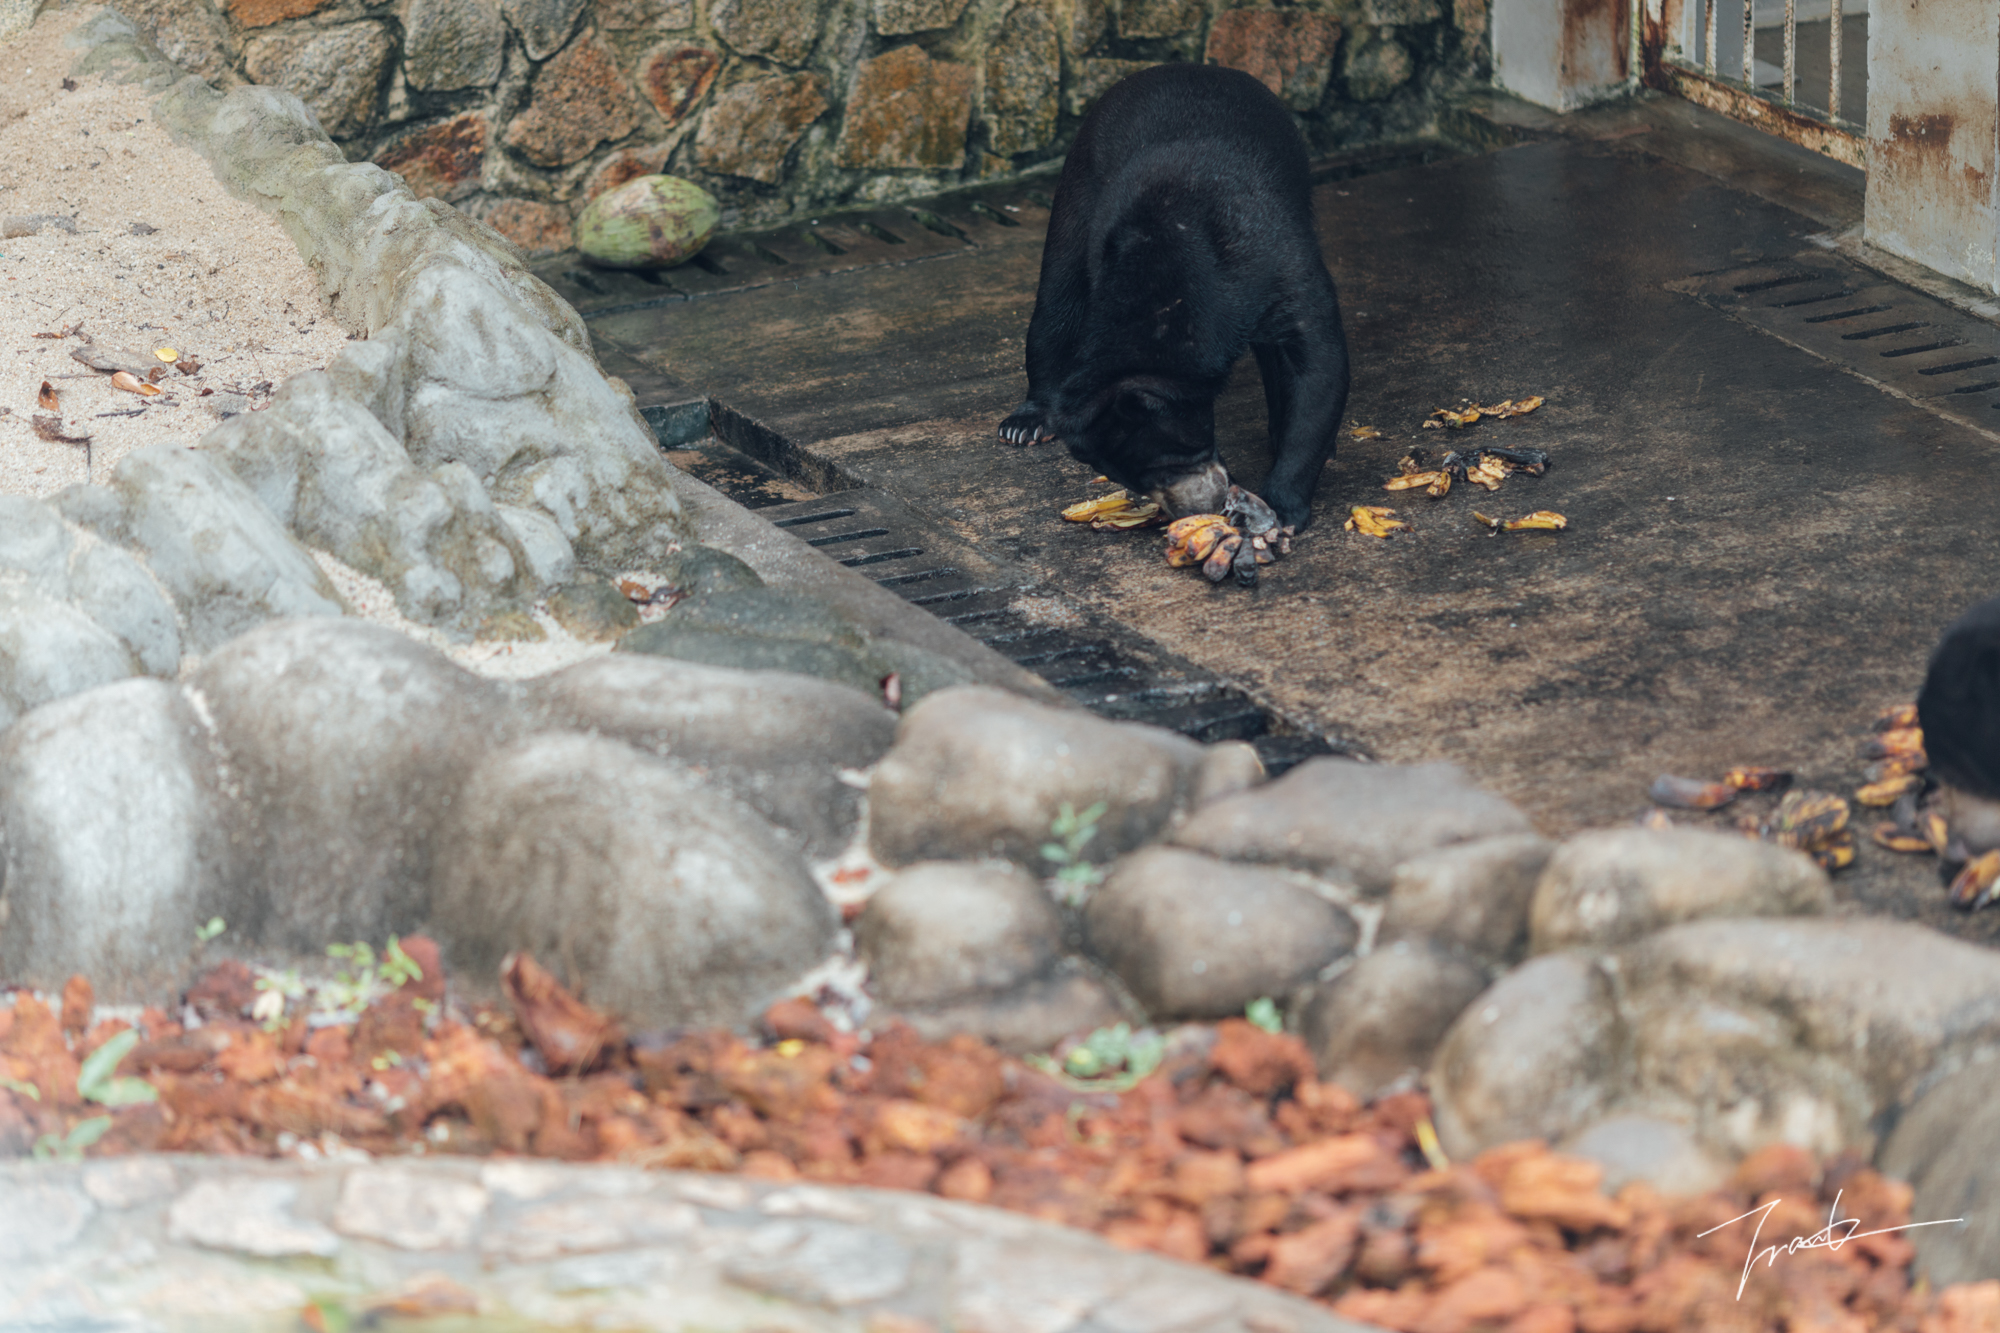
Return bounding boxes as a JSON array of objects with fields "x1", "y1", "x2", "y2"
[{"x1": 575, "y1": 174, "x2": 721, "y2": 269}]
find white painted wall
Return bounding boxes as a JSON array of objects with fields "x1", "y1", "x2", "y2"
[
  {"x1": 1864, "y1": 0, "x2": 2000, "y2": 293},
  {"x1": 1492, "y1": 0, "x2": 1631, "y2": 111}
]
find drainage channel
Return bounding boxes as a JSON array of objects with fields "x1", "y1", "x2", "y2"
[
  {"x1": 1668, "y1": 259, "x2": 2000, "y2": 437},
  {"x1": 658, "y1": 430, "x2": 1347, "y2": 776}
]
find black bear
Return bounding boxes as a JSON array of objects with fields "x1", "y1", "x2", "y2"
[
  {"x1": 1918, "y1": 595, "x2": 2000, "y2": 877},
  {"x1": 998, "y1": 62, "x2": 1350, "y2": 534}
]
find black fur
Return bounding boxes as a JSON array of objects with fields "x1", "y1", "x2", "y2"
[
  {"x1": 998, "y1": 63, "x2": 1350, "y2": 530},
  {"x1": 1918, "y1": 595, "x2": 2000, "y2": 800}
]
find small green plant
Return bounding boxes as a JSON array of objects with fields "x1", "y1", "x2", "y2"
[
  {"x1": 1029, "y1": 1021, "x2": 1165, "y2": 1092},
  {"x1": 34, "y1": 1116, "x2": 112, "y2": 1161},
  {"x1": 1, "y1": 1076, "x2": 40, "y2": 1102},
  {"x1": 1245, "y1": 997, "x2": 1283, "y2": 1035},
  {"x1": 194, "y1": 916, "x2": 227, "y2": 944},
  {"x1": 78, "y1": 1030, "x2": 157, "y2": 1107},
  {"x1": 1041, "y1": 801, "x2": 1109, "y2": 904},
  {"x1": 258, "y1": 936, "x2": 426, "y2": 1029}
]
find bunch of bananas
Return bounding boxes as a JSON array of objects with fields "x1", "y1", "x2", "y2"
[{"x1": 1164, "y1": 514, "x2": 1273, "y2": 583}]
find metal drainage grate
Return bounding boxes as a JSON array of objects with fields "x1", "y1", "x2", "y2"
[
  {"x1": 1668, "y1": 260, "x2": 2000, "y2": 437},
  {"x1": 667, "y1": 435, "x2": 1345, "y2": 774}
]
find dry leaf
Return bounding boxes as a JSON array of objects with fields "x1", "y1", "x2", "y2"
[
  {"x1": 36, "y1": 381, "x2": 57, "y2": 411},
  {"x1": 501, "y1": 951, "x2": 622, "y2": 1075},
  {"x1": 30, "y1": 414, "x2": 88, "y2": 444},
  {"x1": 154, "y1": 347, "x2": 178, "y2": 362},
  {"x1": 617, "y1": 578, "x2": 652, "y2": 603},
  {"x1": 176, "y1": 356, "x2": 202, "y2": 375},
  {"x1": 110, "y1": 370, "x2": 163, "y2": 397}
]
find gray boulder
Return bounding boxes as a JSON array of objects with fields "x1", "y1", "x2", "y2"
[
  {"x1": 65, "y1": 538, "x2": 181, "y2": 678},
  {"x1": 1879, "y1": 1059, "x2": 2000, "y2": 1284},
  {"x1": 0, "y1": 680, "x2": 230, "y2": 1000},
  {"x1": 1170, "y1": 758, "x2": 1534, "y2": 894},
  {"x1": 191, "y1": 619, "x2": 516, "y2": 949},
  {"x1": 0, "y1": 496, "x2": 71, "y2": 585},
  {"x1": 1295, "y1": 941, "x2": 1489, "y2": 1101},
  {"x1": 868, "y1": 686, "x2": 1209, "y2": 868},
  {"x1": 1557, "y1": 1114, "x2": 1727, "y2": 1197},
  {"x1": 1430, "y1": 919, "x2": 2000, "y2": 1173},
  {"x1": 889, "y1": 960, "x2": 1133, "y2": 1055},
  {"x1": 200, "y1": 372, "x2": 535, "y2": 632},
  {"x1": 619, "y1": 587, "x2": 913, "y2": 700},
  {"x1": 1084, "y1": 846, "x2": 1357, "y2": 1021},
  {"x1": 0, "y1": 585, "x2": 136, "y2": 731},
  {"x1": 1529, "y1": 826, "x2": 1830, "y2": 953},
  {"x1": 1428, "y1": 951, "x2": 1625, "y2": 1160},
  {"x1": 543, "y1": 578, "x2": 638, "y2": 641},
  {"x1": 429, "y1": 733, "x2": 838, "y2": 1029},
  {"x1": 1378, "y1": 833, "x2": 1553, "y2": 968},
  {"x1": 55, "y1": 446, "x2": 346, "y2": 653},
  {"x1": 496, "y1": 504, "x2": 577, "y2": 588},
  {"x1": 525, "y1": 656, "x2": 894, "y2": 859},
  {"x1": 854, "y1": 862, "x2": 1066, "y2": 1008}
]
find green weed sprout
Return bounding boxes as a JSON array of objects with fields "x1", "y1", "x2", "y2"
[
  {"x1": 1029, "y1": 1021, "x2": 1166, "y2": 1092},
  {"x1": 1245, "y1": 996, "x2": 1283, "y2": 1035},
  {"x1": 1041, "y1": 800, "x2": 1109, "y2": 905},
  {"x1": 30, "y1": 1029, "x2": 156, "y2": 1161},
  {"x1": 194, "y1": 917, "x2": 226, "y2": 944}
]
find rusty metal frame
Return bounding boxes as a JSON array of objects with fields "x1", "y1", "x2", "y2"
[{"x1": 1639, "y1": 0, "x2": 1867, "y2": 169}]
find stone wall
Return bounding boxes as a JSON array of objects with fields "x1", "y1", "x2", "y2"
[{"x1": 112, "y1": 0, "x2": 1492, "y2": 254}]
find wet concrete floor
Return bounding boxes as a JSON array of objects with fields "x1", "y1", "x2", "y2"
[{"x1": 588, "y1": 96, "x2": 2000, "y2": 947}]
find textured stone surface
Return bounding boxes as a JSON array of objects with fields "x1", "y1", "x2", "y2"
[
  {"x1": 1880, "y1": 1060, "x2": 2000, "y2": 1284},
  {"x1": 431, "y1": 733, "x2": 837, "y2": 1029},
  {"x1": 694, "y1": 73, "x2": 830, "y2": 185},
  {"x1": 868, "y1": 686, "x2": 1207, "y2": 868},
  {"x1": 582, "y1": 145, "x2": 672, "y2": 200},
  {"x1": 596, "y1": 0, "x2": 691, "y2": 26},
  {"x1": 119, "y1": 0, "x2": 234, "y2": 85},
  {"x1": 835, "y1": 45, "x2": 975, "y2": 171},
  {"x1": 1118, "y1": 0, "x2": 1204, "y2": 37},
  {"x1": 710, "y1": 0, "x2": 822, "y2": 64},
  {"x1": 56, "y1": 446, "x2": 347, "y2": 654},
  {"x1": 1296, "y1": 941, "x2": 1488, "y2": 1101},
  {"x1": 1529, "y1": 826, "x2": 1830, "y2": 954},
  {"x1": 0, "y1": 584, "x2": 134, "y2": 731},
  {"x1": 503, "y1": 35, "x2": 641, "y2": 168},
  {"x1": 1378, "y1": 833, "x2": 1553, "y2": 968},
  {"x1": 874, "y1": 0, "x2": 970, "y2": 36},
  {"x1": 502, "y1": 0, "x2": 589, "y2": 60},
  {"x1": 202, "y1": 371, "x2": 535, "y2": 632},
  {"x1": 224, "y1": 0, "x2": 333, "y2": 29},
  {"x1": 855, "y1": 861, "x2": 1066, "y2": 1007},
  {"x1": 1366, "y1": 0, "x2": 1442, "y2": 23},
  {"x1": 0, "y1": 0, "x2": 43, "y2": 40},
  {"x1": 192, "y1": 620, "x2": 515, "y2": 949},
  {"x1": 374, "y1": 113, "x2": 489, "y2": 202},
  {"x1": 1429, "y1": 951, "x2": 1624, "y2": 1161},
  {"x1": 0, "y1": 680, "x2": 226, "y2": 1001},
  {"x1": 639, "y1": 44, "x2": 721, "y2": 124},
  {"x1": 543, "y1": 577, "x2": 638, "y2": 640},
  {"x1": 526, "y1": 654, "x2": 893, "y2": 857},
  {"x1": 983, "y1": 4, "x2": 1058, "y2": 156},
  {"x1": 1172, "y1": 758, "x2": 1535, "y2": 894},
  {"x1": 1066, "y1": 58, "x2": 1156, "y2": 115},
  {"x1": 241, "y1": 22, "x2": 394, "y2": 139},
  {"x1": 891, "y1": 962, "x2": 1131, "y2": 1053},
  {"x1": 1558, "y1": 1114, "x2": 1727, "y2": 1197},
  {"x1": 495, "y1": 504, "x2": 576, "y2": 585},
  {"x1": 1342, "y1": 29, "x2": 1413, "y2": 101},
  {"x1": 400, "y1": 0, "x2": 504, "y2": 91},
  {"x1": 1205, "y1": 9, "x2": 1343, "y2": 110},
  {"x1": 4, "y1": 1160, "x2": 1376, "y2": 1332},
  {"x1": 1085, "y1": 846, "x2": 1358, "y2": 1020},
  {"x1": 168, "y1": 1178, "x2": 339, "y2": 1257},
  {"x1": 480, "y1": 198, "x2": 574, "y2": 256}
]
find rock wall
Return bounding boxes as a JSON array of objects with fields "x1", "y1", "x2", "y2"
[{"x1": 108, "y1": 0, "x2": 1493, "y2": 253}]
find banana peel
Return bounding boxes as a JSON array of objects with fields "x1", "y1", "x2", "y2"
[
  {"x1": 1725, "y1": 766, "x2": 1791, "y2": 792},
  {"x1": 1422, "y1": 396, "x2": 1545, "y2": 430},
  {"x1": 1473, "y1": 510, "x2": 1568, "y2": 534},
  {"x1": 1872, "y1": 822, "x2": 1934, "y2": 854},
  {"x1": 1949, "y1": 850, "x2": 2000, "y2": 910},
  {"x1": 1649, "y1": 774, "x2": 1737, "y2": 811},
  {"x1": 1874, "y1": 703, "x2": 1919, "y2": 732},
  {"x1": 1855, "y1": 772, "x2": 1923, "y2": 807},
  {"x1": 1384, "y1": 472, "x2": 1445, "y2": 492},
  {"x1": 1862, "y1": 727, "x2": 1925, "y2": 761},
  {"x1": 1350, "y1": 425, "x2": 1384, "y2": 441},
  {"x1": 1063, "y1": 492, "x2": 1164, "y2": 530},
  {"x1": 1345, "y1": 506, "x2": 1409, "y2": 538}
]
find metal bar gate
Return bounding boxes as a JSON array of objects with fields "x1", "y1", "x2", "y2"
[{"x1": 1638, "y1": 0, "x2": 1867, "y2": 168}]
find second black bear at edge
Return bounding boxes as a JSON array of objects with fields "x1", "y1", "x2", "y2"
[{"x1": 997, "y1": 62, "x2": 1351, "y2": 532}]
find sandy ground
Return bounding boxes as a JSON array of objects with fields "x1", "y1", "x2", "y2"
[{"x1": 1, "y1": 4, "x2": 616, "y2": 678}]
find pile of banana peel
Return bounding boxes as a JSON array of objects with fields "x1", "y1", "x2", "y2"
[
  {"x1": 1356, "y1": 443, "x2": 1565, "y2": 540},
  {"x1": 1644, "y1": 703, "x2": 1999, "y2": 905},
  {"x1": 1422, "y1": 396, "x2": 1545, "y2": 430}
]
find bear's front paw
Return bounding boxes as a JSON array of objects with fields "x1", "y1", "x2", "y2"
[{"x1": 999, "y1": 402, "x2": 1055, "y2": 445}]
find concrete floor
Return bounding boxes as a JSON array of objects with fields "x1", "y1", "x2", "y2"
[{"x1": 588, "y1": 91, "x2": 2000, "y2": 947}]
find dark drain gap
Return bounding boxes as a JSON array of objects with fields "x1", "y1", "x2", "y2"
[
  {"x1": 1804, "y1": 305, "x2": 1893, "y2": 323},
  {"x1": 1841, "y1": 322, "x2": 1928, "y2": 340},
  {"x1": 1949, "y1": 380, "x2": 2000, "y2": 394},
  {"x1": 689, "y1": 253, "x2": 729, "y2": 276},
  {"x1": 1734, "y1": 272, "x2": 1823, "y2": 293},
  {"x1": 1880, "y1": 340, "x2": 1966, "y2": 359},
  {"x1": 769, "y1": 509, "x2": 858, "y2": 527},
  {"x1": 1770, "y1": 288, "x2": 1855, "y2": 308},
  {"x1": 857, "y1": 221, "x2": 905, "y2": 244},
  {"x1": 806, "y1": 231, "x2": 847, "y2": 255},
  {"x1": 1922, "y1": 360, "x2": 2000, "y2": 378},
  {"x1": 803, "y1": 528, "x2": 891, "y2": 547},
  {"x1": 838, "y1": 547, "x2": 924, "y2": 567},
  {"x1": 564, "y1": 268, "x2": 607, "y2": 295},
  {"x1": 874, "y1": 567, "x2": 959, "y2": 588}
]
